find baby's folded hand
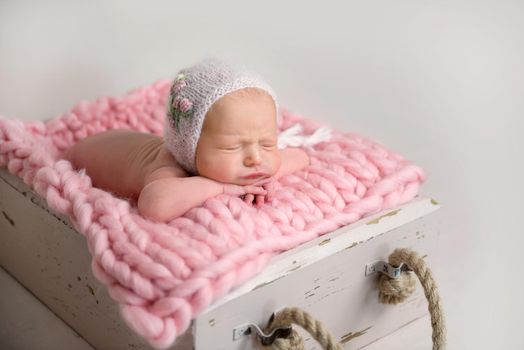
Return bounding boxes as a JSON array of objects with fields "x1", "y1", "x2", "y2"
[
  {"x1": 223, "y1": 183, "x2": 267, "y2": 197},
  {"x1": 253, "y1": 176, "x2": 276, "y2": 203},
  {"x1": 223, "y1": 177, "x2": 275, "y2": 208}
]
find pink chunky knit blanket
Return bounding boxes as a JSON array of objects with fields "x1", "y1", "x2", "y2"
[{"x1": 0, "y1": 79, "x2": 425, "y2": 349}]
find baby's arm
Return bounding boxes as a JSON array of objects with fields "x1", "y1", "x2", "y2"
[
  {"x1": 138, "y1": 176, "x2": 222, "y2": 222},
  {"x1": 245, "y1": 148, "x2": 309, "y2": 207},
  {"x1": 274, "y1": 147, "x2": 310, "y2": 179},
  {"x1": 138, "y1": 170, "x2": 267, "y2": 222}
]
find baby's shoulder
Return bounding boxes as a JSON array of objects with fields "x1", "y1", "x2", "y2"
[
  {"x1": 146, "y1": 166, "x2": 186, "y2": 183},
  {"x1": 144, "y1": 145, "x2": 189, "y2": 184}
]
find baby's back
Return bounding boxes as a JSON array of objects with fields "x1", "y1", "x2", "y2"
[{"x1": 64, "y1": 130, "x2": 186, "y2": 199}]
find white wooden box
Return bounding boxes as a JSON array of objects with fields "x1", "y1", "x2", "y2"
[{"x1": 0, "y1": 167, "x2": 443, "y2": 349}]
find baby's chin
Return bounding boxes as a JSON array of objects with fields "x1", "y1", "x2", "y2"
[{"x1": 234, "y1": 176, "x2": 270, "y2": 186}]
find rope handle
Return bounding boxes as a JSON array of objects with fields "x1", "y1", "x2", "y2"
[{"x1": 256, "y1": 248, "x2": 446, "y2": 350}]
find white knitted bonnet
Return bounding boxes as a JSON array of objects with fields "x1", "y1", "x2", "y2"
[{"x1": 164, "y1": 58, "x2": 278, "y2": 175}]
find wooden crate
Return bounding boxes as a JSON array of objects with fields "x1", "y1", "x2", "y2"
[{"x1": 0, "y1": 168, "x2": 443, "y2": 349}]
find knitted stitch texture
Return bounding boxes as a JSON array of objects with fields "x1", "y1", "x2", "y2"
[{"x1": 0, "y1": 80, "x2": 426, "y2": 349}]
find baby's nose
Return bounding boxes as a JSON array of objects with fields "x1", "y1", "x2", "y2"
[{"x1": 244, "y1": 147, "x2": 262, "y2": 167}]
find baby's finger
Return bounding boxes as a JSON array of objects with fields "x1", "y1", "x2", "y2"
[
  {"x1": 255, "y1": 194, "x2": 265, "y2": 208},
  {"x1": 244, "y1": 194, "x2": 255, "y2": 205},
  {"x1": 244, "y1": 186, "x2": 267, "y2": 196},
  {"x1": 265, "y1": 182, "x2": 275, "y2": 199},
  {"x1": 265, "y1": 190, "x2": 274, "y2": 203}
]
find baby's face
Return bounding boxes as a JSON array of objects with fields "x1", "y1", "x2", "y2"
[{"x1": 195, "y1": 88, "x2": 281, "y2": 185}]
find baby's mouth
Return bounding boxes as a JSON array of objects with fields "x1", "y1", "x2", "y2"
[{"x1": 242, "y1": 172, "x2": 268, "y2": 180}]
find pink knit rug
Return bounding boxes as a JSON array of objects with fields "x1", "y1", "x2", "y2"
[{"x1": 0, "y1": 79, "x2": 425, "y2": 349}]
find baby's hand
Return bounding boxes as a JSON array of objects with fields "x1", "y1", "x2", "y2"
[
  {"x1": 245, "y1": 176, "x2": 276, "y2": 208},
  {"x1": 223, "y1": 177, "x2": 276, "y2": 208},
  {"x1": 254, "y1": 176, "x2": 276, "y2": 204},
  {"x1": 223, "y1": 183, "x2": 267, "y2": 198}
]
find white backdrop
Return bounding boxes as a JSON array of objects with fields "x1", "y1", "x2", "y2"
[{"x1": 1, "y1": 1, "x2": 523, "y2": 348}]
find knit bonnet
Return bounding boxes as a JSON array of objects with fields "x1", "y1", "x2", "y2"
[{"x1": 164, "y1": 58, "x2": 278, "y2": 175}]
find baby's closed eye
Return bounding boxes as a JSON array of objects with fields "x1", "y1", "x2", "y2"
[
  {"x1": 259, "y1": 138, "x2": 277, "y2": 148},
  {"x1": 220, "y1": 145, "x2": 242, "y2": 151},
  {"x1": 218, "y1": 141, "x2": 276, "y2": 152},
  {"x1": 260, "y1": 142, "x2": 276, "y2": 150}
]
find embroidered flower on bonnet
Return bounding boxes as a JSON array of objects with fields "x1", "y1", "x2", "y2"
[{"x1": 168, "y1": 73, "x2": 194, "y2": 130}]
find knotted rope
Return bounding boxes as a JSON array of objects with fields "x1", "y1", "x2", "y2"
[{"x1": 257, "y1": 248, "x2": 445, "y2": 350}]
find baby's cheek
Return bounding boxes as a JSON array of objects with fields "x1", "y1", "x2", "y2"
[
  {"x1": 219, "y1": 157, "x2": 235, "y2": 173},
  {"x1": 214, "y1": 154, "x2": 241, "y2": 180},
  {"x1": 197, "y1": 150, "x2": 226, "y2": 179}
]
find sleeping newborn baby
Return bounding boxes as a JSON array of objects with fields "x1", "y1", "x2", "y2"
[{"x1": 65, "y1": 59, "x2": 309, "y2": 222}]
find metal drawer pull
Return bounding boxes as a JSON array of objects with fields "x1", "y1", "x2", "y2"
[
  {"x1": 233, "y1": 321, "x2": 292, "y2": 345},
  {"x1": 365, "y1": 260, "x2": 412, "y2": 279}
]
